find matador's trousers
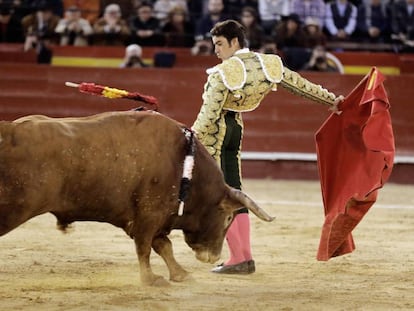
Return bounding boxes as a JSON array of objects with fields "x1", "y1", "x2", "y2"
[{"x1": 220, "y1": 112, "x2": 248, "y2": 214}]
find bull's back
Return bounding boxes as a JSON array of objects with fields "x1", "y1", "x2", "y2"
[
  {"x1": 0, "y1": 111, "x2": 186, "y2": 212},
  {"x1": 7, "y1": 111, "x2": 184, "y2": 165}
]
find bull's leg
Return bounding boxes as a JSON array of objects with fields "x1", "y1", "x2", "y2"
[
  {"x1": 0, "y1": 206, "x2": 36, "y2": 236},
  {"x1": 133, "y1": 236, "x2": 169, "y2": 286},
  {"x1": 152, "y1": 235, "x2": 191, "y2": 282}
]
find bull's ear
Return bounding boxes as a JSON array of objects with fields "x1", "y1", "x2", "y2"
[{"x1": 227, "y1": 186, "x2": 275, "y2": 222}]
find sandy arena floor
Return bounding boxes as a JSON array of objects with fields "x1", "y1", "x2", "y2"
[{"x1": 1, "y1": 179, "x2": 413, "y2": 311}]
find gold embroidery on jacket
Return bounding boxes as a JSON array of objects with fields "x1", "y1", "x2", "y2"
[
  {"x1": 281, "y1": 67, "x2": 337, "y2": 106},
  {"x1": 192, "y1": 51, "x2": 338, "y2": 163}
]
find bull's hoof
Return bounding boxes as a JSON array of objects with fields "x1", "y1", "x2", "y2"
[
  {"x1": 170, "y1": 270, "x2": 192, "y2": 282},
  {"x1": 151, "y1": 277, "x2": 170, "y2": 287},
  {"x1": 142, "y1": 275, "x2": 170, "y2": 287}
]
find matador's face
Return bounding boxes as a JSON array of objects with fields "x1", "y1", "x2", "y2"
[{"x1": 212, "y1": 36, "x2": 240, "y2": 61}]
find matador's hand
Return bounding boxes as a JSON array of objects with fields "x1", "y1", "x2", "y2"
[{"x1": 329, "y1": 95, "x2": 344, "y2": 115}]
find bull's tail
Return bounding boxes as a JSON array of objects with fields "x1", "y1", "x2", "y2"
[{"x1": 178, "y1": 128, "x2": 195, "y2": 216}]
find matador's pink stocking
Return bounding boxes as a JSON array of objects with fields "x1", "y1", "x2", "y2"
[
  {"x1": 237, "y1": 213, "x2": 252, "y2": 261},
  {"x1": 225, "y1": 213, "x2": 252, "y2": 265}
]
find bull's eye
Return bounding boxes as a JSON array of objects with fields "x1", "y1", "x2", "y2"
[{"x1": 224, "y1": 214, "x2": 233, "y2": 228}]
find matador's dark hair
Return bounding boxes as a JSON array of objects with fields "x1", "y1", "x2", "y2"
[{"x1": 210, "y1": 20, "x2": 247, "y2": 48}]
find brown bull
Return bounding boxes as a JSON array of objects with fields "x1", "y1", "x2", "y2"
[{"x1": 0, "y1": 110, "x2": 274, "y2": 286}]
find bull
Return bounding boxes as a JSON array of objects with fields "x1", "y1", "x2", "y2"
[{"x1": 0, "y1": 110, "x2": 274, "y2": 286}]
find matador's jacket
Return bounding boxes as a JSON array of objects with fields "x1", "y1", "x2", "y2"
[{"x1": 192, "y1": 48, "x2": 337, "y2": 165}]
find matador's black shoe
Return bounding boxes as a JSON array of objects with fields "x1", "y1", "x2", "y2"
[{"x1": 211, "y1": 260, "x2": 255, "y2": 274}]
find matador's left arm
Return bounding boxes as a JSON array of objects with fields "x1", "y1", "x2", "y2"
[
  {"x1": 280, "y1": 67, "x2": 340, "y2": 107},
  {"x1": 257, "y1": 53, "x2": 342, "y2": 111}
]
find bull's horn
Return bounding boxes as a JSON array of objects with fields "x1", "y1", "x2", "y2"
[{"x1": 229, "y1": 188, "x2": 275, "y2": 222}]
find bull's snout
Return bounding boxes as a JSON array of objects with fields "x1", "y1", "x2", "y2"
[{"x1": 195, "y1": 250, "x2": 220, "y2": 264}]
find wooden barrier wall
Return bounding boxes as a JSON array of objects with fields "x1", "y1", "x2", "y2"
[
  {"x1": 0, "y1": 63, "x2": 412, "y2": 183},
  {"x1": 2, "y1": 43, "x2": 414, "y2": 73}
]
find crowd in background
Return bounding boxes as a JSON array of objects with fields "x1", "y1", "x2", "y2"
[{"x1": 0, "y1": 0, "x2": 413, "y2": 67}]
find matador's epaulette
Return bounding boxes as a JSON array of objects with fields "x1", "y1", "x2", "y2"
[
  {"x1": 255, "y1": 53, "x2": 284, "y2": 85},
  {"x1": 207, "y1": 57, "x2": 246, "y2": 91},
  {"x1": 206, "y1": 53, "x2": 284, "y2": 91}
]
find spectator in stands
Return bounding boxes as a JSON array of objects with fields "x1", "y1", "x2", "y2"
[
  {"x1": 290, "y1": 0, "x2": 326, "y2": 28},
  {"x1": 128, "y1": 1, "x2": 164, "y2": 46},
  {"x1": 272, "y1": 13, "x2": 306, "y2": 50},
  {"x1": 21, "y1": 0, "x2": 60, "y2": 41},
  {"x1": 7, "y1": 0, "x2": 27, "y2": 20},
  {"x1": 302, "y1": 45, "x2": 342, "y2": 72},
  {"x1": 62, "y1": 0, "x2": 100, "y2": 24},
  {"x1": 226, "y1": 0, "x2": 240, "y2": 18},
  {"x1": 1, "y1": 0, "x2": 30, "y2": 20},
  {"x1": 0, "y1": 3, "x2": 24, "y2": 42},
  {"x1": 194, "y1": 0, "x2": 227, "y2": 42},
  {"x1": 130, "y1": 0, "x2": 144, "y2": 10},
  {"x1": 350, "y1": 0, "x2": 363, "y2": 6},
  {"x1": 192, "y1": 0, "x2": 227, "y2": 55},
  {"x1": 22, "y1": 0, "x2": 60, "y2": 63},
  {"x1": 187, "y1": 0, "x2": 204, "y2": 23},
  {"x1": 242, "y1": 0, "x2": 259, "y2": 11},
  {"x1": 100, "y1": 0, "x2": 133, "y2": 20},
  {"x1": 258, "y1": 0, "x2": 291, "y2": 35},
  {"x1": 93, "y1": 3, "x2": 130, "y2": 45},
  {"x1": 119, "y1": 43, "x2": 149, "y2": 68},
  {"x1": 30, "y1": 0, "x2": 64, "y2": 17},
  {"x1": 390, "y1": 0, "x2": 414, "y2": 48},
  {"x1": 272, "y1": 13, "x2": 308, "y2": 70},
  {"x1": 238, "y1": 6, "x2": 265, "y2": 50},
  {"x1": 223, "y1": 0, "x2": 258, "y2": 19},
  {"x1": 324, "y1": 0, "x2": 358, "y2": 41},
  {"x1": 303, "y1": 16, "x2": 327, "y2": 48},
  {"x1": 162, "y1": 5, "x2": 194, "y2": 47},
  {"x1": 153, "y1": 0, "x2": 188, "y2": 26},
  {"x1": 258, "y1": 35, "x2": 279, "y2": 54},
  {"x1": 356, "y1": 0, "x2": 390, "y2": 43},
  {"x1": 55, "y1": 5, "x2": 93, "y2": 46},
  {"x1": 187, "y1": 0, "x2": 255, "y2": 24},
  {"x1": 191, "y1": 38, "x2": 214, "y2": 55}
]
